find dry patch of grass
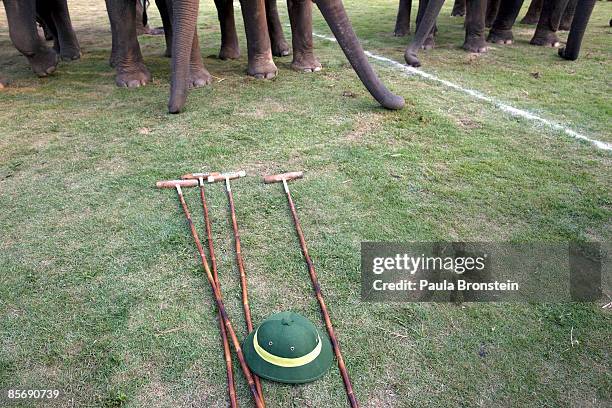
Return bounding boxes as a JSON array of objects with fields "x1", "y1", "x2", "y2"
[{"x1": 345, "y1": 112, "x2": 386, "y2": 142}]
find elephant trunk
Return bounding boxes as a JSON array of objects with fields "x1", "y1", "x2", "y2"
[
  {"x1": 559, "y1": 0, "x2": 595, "y2": 61},
  {"x1": 314, "y1": 0, "x2": 405, "y2": 110},
  {"x1": 168, "y1": 0, "x2": 199, "y2": 113}
]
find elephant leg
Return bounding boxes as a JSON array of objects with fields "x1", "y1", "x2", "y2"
[
  {"x1": 36, "y1": 11, "x2": 60, "y2": 54},
  {"x1": 266, "y1": 0, "x2": 291, "y2": 56},
  {"x1": 405, "y1": 0, "x2": 444, "y2": 66},
  {"x1": 415, "y1": 0, "x2": 437, "y2": 51},
  {"x1": 559, "y1": 0, "x2": 577, "y2": 30},
  {"x1": 213, "y1": 0, "x2": 240, "y2": 59},
  {"x1": 36, "y1": 0, "x2": 81, "y2": 61},
  {"x1": 38, "y1": 18, "x2": 54, "y2": 41},
  {"x1": 135, "y1": 0, "x2": 148, "y2": 35},
  {"x1": 531, "y1": 0, "x2": 570, "y2": 47},
  {"x1": 155, "y1": 0, "x2": 173, "y2": 57},
  {"x1": 559, "y1": 0, "x2": 595, "y2": 60},
  {"x1": 485, "y1": 0, "x2": 501, "y2": 27},
  {"x1": 2, "y1": 0, "x2": 58, "y2": 77},
  {"x1": 520, "y1": 0, "x2": 543, "y2": 24},
  {"x1": 105, "y1": 0, "x2": 151, "y2": 87},
  {"x1": 239, "y1": 0, "x2": 277, "y2": 78},
  {"x1": 188, "y1": 32, "x2": 213, "y2": 88},
  {"x1": 487, "y1": 0, "x2": 523, "y2": 44},
  {"x1": 109, "y1": 6, "x2": 118, "y2": 67},
  {"x1": 451, "y1": 0, "x2": 466, "y2": 16},
  {"x1": 394, "y1": 0, "x2": 412, "y2": 36},
  {"x1": 287, "y1": 0, "x2": 320, "y2": 72},
  {"x1": 463, "y1": 0, "x2": 488, "y2": 53}
]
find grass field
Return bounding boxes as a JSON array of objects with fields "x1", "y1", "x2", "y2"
[{"x1": 1, "y1": 1, "x2": 611, "y2": 407}]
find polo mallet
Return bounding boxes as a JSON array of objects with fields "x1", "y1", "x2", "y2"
[
  {"x1": 208, "y1": 171, "x2": 266, "y2": 404},
  {"x1": 263, "y1": 172, "x2": 359, "y2": 408},
  {"x1": 156, "y1": 179, "x2": 265, "y2": 408},
  {"x1": 179, "y1": 172, "x2": 238, "y2": 408}
]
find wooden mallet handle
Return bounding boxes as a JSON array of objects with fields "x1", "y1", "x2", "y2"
[
  {"x1": 208, "y1": 171, "x2": 246, "y2": 183},
  {"x1": 263, "y1": 171, "x2": 304, "y2": 184},
  {"x1": 156, "y1": 179, "x2": 199, "y2": 189},
  {"x1": 181, "y1": 172, "x2": 220, "y2": 180}
]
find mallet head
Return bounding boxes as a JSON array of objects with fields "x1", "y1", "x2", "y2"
[
  {"x1": 263, "y1": 171, "x2": 304, "y2": 184},
  {"x1": 181, "y1": 172, "x2": 220, "y2": 180},
  {"x1": 155, "y1": 179, "x2": 200, "y2": 189},
  {"x1": 208, "y1": 170, "x2": 246, "y2": 183}
]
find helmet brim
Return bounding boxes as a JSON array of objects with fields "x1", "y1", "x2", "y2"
[{"x1": 242, "y1": 327, "x2": 334, "y2": 384}]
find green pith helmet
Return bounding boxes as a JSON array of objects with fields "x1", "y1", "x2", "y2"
[{"x1": 242, "y1": 311, "x2": 333, "y2": 384}]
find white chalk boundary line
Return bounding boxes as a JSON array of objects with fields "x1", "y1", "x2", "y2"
[{"x1": 311, "y1": 31, "x2": 611, "y2": 152}]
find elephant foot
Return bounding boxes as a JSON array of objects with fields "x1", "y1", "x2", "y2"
[
  {"x1": 115, "y1": 63, "x2": 151, "y2": 88},
  {"x1": 291, "y1": 52, "x2": 322, "y2": 73},
  {"x1": 487, "y1": 29, "x2": 514, "y2": 45},
  {"x1": 422, "y1": 35, "x2": 435, "y2": 50},
  {"x1": 219, "y1": 44, "x2": 240, "y2": 60},
  {"x1": 189, "y1": 65, "x2": 213, "y2": 88},
  {"x1": 27, "y1": 49, "x2": 59, "y2": 77},
  {"x1": 463, "y1": 36, "x2": 488, "y2": 53},
  {"x1": 148, "y1": 27, "x2": 165, "y2": 35},
  {"x1": 451, "y1": 4, "x2": 466, "y2": 17},
  {"x1": 271, "y1": 38, "x2": 291, "y2": 57},
  {"x1": 520, "y1": 15, "x2": 539, "y2": 25},
  {"x1": 404, "y1": 48, "x2": 421, "y2": 67},
  {"x1": 558, "y1": 47, "x2": 577, "y2": 61},
  {"x1": 530, "y1": 29, "x2": 560, "y2": 47},
  {"x1": 60, "y1": 47, "x2": 81, "y2": 61},
  {"x1": 394, "y1": 27, "x2": 410, "y2": 37},
  {"x1": 42, "y1": 26, "x2": 53, "y2": 42},
  {"x1": 247, "y1": 54, "x2": 277, "y2": 79}
]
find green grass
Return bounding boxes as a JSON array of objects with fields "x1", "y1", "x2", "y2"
[{"x1": 0, "y1": 1, "x2": 610, "y2": 407}]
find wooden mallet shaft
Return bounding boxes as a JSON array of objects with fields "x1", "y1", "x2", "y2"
[
  {"x1": 208, "y1": 170, "x2": 266, "y2": 404},
  {"x1": 263, "y1": 172, "x2": 359, "y2": 408},
  {"x1": 179, "y1": 172, "x2": 239, "y2": 408},
  {"x1": 158, "y1": 181, "x2": 265, "y2": 408}
]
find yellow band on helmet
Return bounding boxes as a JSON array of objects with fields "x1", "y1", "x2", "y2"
[{"x1": 253, "y1": 329, "x2": 322, "y2": 368}]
